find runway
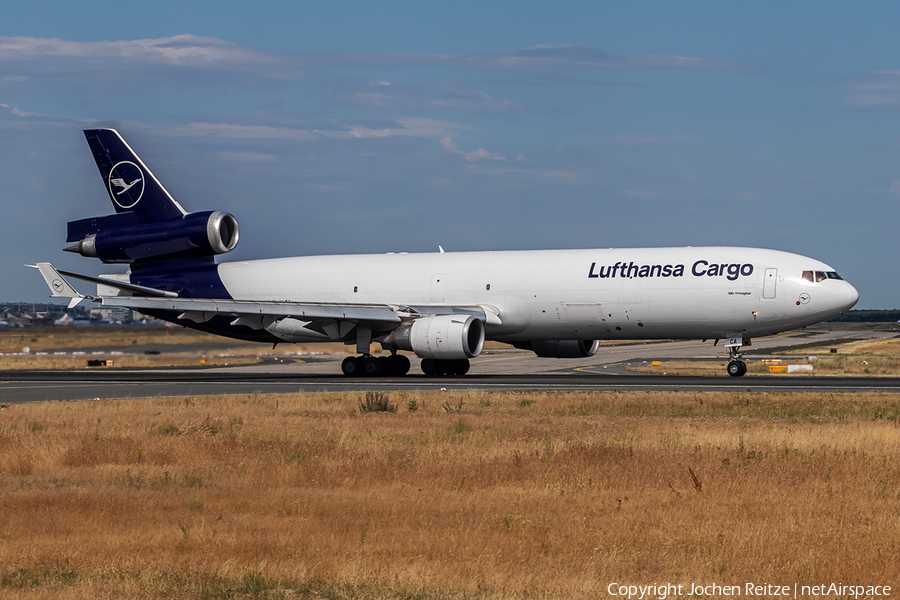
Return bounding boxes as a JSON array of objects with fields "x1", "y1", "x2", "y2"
[
  {"x1": 4, "y1": 363, "x2": 900, "y2": 403},
  {"x1": 2, "y1": 328, "x2": 897, "y2": 403}
]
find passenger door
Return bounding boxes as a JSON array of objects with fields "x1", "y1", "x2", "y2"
[{"x1": 763, "y1": 268, "x2": 777, "y2": 299}]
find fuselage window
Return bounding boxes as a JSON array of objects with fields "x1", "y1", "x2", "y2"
[{"x1": 801, "y1": 271, "x2": 814, "y2": 282}]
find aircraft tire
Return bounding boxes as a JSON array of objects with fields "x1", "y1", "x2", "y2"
[
  {"x1": 420, "y1": 358, "x2": 437, "y2": 376},
  {"x1": 390, "y1": 355, "x2": 411, "y2": 376},
  {"x1": 727, "y1": 360, "x2": 746, "y2": 377},
  {"x1": 364, "y1": 356, "x2": 383, "y2": 376},
  {"x1": 377, "y1": 356, "x2": 392, "y2": 375},
  {"x1": 341, "y1": 356, "x2": 362, "y2": 377}
]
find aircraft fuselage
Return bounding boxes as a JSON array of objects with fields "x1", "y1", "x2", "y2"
[{"x1": 209, "y1": 245, "x2": 857, "y2": 343}]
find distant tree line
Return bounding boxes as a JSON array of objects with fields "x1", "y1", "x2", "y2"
[{"x1": 828, "y1": 309, "x2": 900, "y2": 322}]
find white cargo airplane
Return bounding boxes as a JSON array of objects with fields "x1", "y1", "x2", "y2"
[{"x1": 33, "y1": 129, "x2": 858, "y2": 377}]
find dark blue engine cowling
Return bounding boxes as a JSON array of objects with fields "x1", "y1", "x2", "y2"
[{"x1": 66, "y1": 211, "x2": 239, "y2": 264}]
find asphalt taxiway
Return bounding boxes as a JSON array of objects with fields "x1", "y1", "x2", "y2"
[{"x1": 1, "y1": 328, "x2": 898, "y2": 403}]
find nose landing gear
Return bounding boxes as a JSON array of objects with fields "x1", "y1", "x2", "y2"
[
  {"x1": 726, "y1": 344, "x2": 748, "y2": 377},
  {"x1": 727, "y1": 359, "x2": 747, "y2": 377}
]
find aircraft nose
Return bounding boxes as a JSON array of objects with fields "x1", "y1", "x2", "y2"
[{"x1": 840, "y1": 281, "x2": 859, "y2": 312}]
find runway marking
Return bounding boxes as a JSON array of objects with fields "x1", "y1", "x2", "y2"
[
  {"x1": 0, "y1": 382, "x2": 170, "y2": 390},
  {"x1": 574, "y1": 365, "x2": 620, "y2": 375},
  {"x1": 473, "y1": 356, "x2": 527, "y2": 363}
]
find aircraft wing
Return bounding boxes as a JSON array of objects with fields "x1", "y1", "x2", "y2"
[
  {"x1": 103, "y1": 295, "x2": 401, "y2": 324},
  {"x1": 30, "y1": 263, "x2": 500, "y2": 339}
]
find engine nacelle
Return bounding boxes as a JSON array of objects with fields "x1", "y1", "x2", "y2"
[
  {"x1": 66, "y1": 211, "x2": 239, "y2": 264},
  {"x1": 515, "y1": 339, "x2": 600, "y2": 358},
  {"x1": 384, "y1": 315, "x2": 485, "y2": 360}
]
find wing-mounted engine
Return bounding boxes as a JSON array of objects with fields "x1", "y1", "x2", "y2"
[
  {"x1": 383, "y1": 314, "x2": 485, "y2": 360},
  {"x1": 65, "y1": 210, "x2": 239, "y2": 264},
  {"x1": 514, "y1": 339, "x2": 600, "y2": 358}
]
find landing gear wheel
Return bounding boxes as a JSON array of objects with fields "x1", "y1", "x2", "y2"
[
  {"x1": 452, "y1": 359, "x2": 470, "y2": 375},
  {"x1": 364, "y1": 356, "x2": 383, "y2": 376},
  {"x1": 389, "y1": 354, "x2": 411, "y2": 376},
  {"x1": 421, "y1": 358, "x2": 437, "y2": 376},
  {"x1": 341, "y1": 356, "x2": 362, "y2": 377},
  {"x1": 377, "y1": 356, "x2": 391, "y2": 374},
  {"x1": 727, "y1": 360, "x2": 747, "y2": 377}
]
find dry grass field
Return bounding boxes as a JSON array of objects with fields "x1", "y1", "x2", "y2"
[
  {"x1": 0, "y1": 326, "x2": 232, "y2": 353},
  {"x1": 0, "y1": 354, "x2": 263, "y2": 370},
  {"x1": 1, "y1": 390, "x2": 899, "y2": 598}
]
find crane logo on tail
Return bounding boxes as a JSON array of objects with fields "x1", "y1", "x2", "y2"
[{"x1": 107, "y1": 161, "x2": 144, "y2": 209}]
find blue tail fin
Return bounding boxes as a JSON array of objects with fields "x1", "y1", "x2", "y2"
[
  {"x1": 83, "y1": 128, "x2": 187, "y2": 221},
  {"x1": 66, "y1": 129, "x2": 240, "y2": 266}
]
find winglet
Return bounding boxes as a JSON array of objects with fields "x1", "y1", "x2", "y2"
[{"x1": 28, "y1": 262, "x2": 89, "y2": 308}]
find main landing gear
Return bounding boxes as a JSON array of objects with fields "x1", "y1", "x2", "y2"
[
  {"x1": 340, "y1": 355, "x2": 472, "y2": 377},
  {"x1": 341, "y1": 354, "x2": 411, "y2": 377}
]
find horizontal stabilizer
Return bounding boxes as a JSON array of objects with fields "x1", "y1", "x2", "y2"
[
  {"x1": 28, "y1": 262, "x2": 88, "y2": 309},
  {"x1": 57, "y1": 269, "x2": 179, "y2": 298}
]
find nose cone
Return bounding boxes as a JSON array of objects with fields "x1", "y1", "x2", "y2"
[{"x1": 840, "y1": 281, "x2": 859, "y2": 312}]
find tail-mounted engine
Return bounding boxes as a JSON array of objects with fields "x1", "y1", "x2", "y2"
[{"x1": 65, "y1": 210, "x2": 239, "y2": 264}]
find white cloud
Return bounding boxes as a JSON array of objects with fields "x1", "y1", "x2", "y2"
[
  {"x1": 841, "y1": 71, "x2": 900, "y2": 110},
  {"x1": 440, "y1": 136, "x2": 460, "y2": 153},
  {"x1": 0, "y1": 103, "x2": 43, "y2": 118},
  {"x1": 0, "y1": 36, "x2": 751, "y2": 94},
  {"x1": 11, "y1": 107, "x2": 41, "y2": 117},
  {"x1": 462, "y1": 148, "x2": 506, "y2": 162},
  {"x1": 165, "y1": 122, "x2": 319, "y2": 141},
  {"x1": 347, "y1": 117, "x2": 461, "y2": 139},
  {"x1": 0, "y1": 35, "x2": 305, "y2": 90},
  {"x1": 161, "y1": 117, "x2": 465, "y2": 144},
  {"x1": 0, "y1": 34, "x2": 278, "y2": 67},
  {"x1": 335, "y1": 80, "x2": 518, "y2": 114},
  {"x1": 441, "y1": 136, "x2": 506, "y2": 161},
  {"x1": 456, "y1": 45, "x2": 753, "y2": 73}
]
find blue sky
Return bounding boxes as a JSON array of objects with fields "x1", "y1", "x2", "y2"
[{"x1": 1, "y1": 1, "x2": 898, "y2": 307}]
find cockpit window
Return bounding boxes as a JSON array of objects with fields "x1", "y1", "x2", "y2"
[{"x1": 802, "y1": 270, "x2": 844, "y2": 283}]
